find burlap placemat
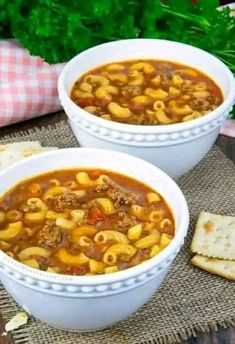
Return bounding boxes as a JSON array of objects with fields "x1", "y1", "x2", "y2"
[{"x1": 0, "y1": 117, "x2": 235, "y2": 344}]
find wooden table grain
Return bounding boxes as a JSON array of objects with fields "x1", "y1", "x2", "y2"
[
  {"x1": 0, "y1": 315, "x2": 13, "y2": 344},
  {"x1": 0, "y1": 112, "x2": 234, "y2": 344}
]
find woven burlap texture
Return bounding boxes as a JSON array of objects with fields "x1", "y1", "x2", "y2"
[{"x1": 0, "y1": 117, "x2": 235, "y2": 344}]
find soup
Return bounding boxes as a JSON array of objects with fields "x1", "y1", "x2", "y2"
[
  {"x1": 0, "y1": 169, "x2": 174, "y2": 275},
  {"x1": 70, "y1": 60, "x2": 223, "y2": 125}
]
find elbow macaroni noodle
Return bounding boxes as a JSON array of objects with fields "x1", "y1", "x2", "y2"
[
  {"x1": 0, "y1": 222, "x2": 23, "y2": 241},
  {"x1": 57, "y1": 248, "x2": 90, "y2": 266},
  {"x1": 78, "y1": 236, "x2": 93, "y2": 247},
  {"x1": 134, "y1": 230, "x2": 160, "y2": 249},
  {"x1": 6, "y1": 210, "x2": 22, "y2": 221},
  {"x1": 46, "y1": 210, "x2": 69, "y2": 220},
  {"x1": 24, "y1": 198, "x2": 47, "y2": 222},
  {"x1": 103, "y1": 243, "x2": 137, "y2": 265},
  {"x1": 48, "y1": 179, "x2": 60, "y2": 187},
  {"x1": 71, "y1": 225, "x2": 97, "y2": 239},
  {"x1": 22, "y1": 258, "x2": 40, "y2": 269},
  {"x1": 131, "y1": 205, "x2": 145, "y2": 219},
  {"x1": 129, "y1": 70, "x2": 144, "y2": 86},
  {"x1": 18, "y1": 246, "x2": 50, "y2": 260},
  {"x1": 70, "y1": 209, "x2": 85, "y2": 224},
  {"x1": 93, "y1": 198, "x2": 115, "y2": 215},
  {"x1": 55, "y1": 218, "x2": 76, "y2": 230},
  {"x1": 89, "y1": 259, "x2": 105, "y2": 274},
  {"x1": 76, "y1": 172, "x2": 108, "y2": 187},
  {"x1": 127, "y1": 224, "x2": 142, "y2": 241},
  {"x1": 0, "y1": 212, "x2": 6, "y2": 224},
  {"x1": 95, "y1": 230, "x2": 129, "y2": 244},
  {"x1": 43, "y1": 187, "x2": 67, "y2": 201}
]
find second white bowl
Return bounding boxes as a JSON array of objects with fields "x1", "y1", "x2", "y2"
[{"x1": 58, "y1": 39, "x2": 235, "y2": 179}]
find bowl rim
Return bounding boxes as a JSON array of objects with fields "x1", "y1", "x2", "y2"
[
  {"x1": 58, "y1": 38, "x2": 235, "y2": 134},
  {"x1": 0, "y1": 147, "x2": 189, "y2": 285}
]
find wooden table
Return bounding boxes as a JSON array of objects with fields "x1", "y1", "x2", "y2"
[{"x1": 0, "y1": 112, "x2": 235, "y2": 344}]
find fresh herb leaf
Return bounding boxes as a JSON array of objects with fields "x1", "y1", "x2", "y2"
[
  {"x1": 230, "y1": 106, "x2": 235, "y2": 120},
  {"x1": 0, "y1": 0, "x2": 234, "y2": 74}
]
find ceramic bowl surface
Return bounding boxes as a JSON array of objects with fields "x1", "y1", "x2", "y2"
[{"x1": 0, "y1": 148, "x2": 189, "y2": 331}]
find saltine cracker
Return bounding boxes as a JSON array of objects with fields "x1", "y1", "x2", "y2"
[
  {"x1": 0, "y1": 142, "x2": 57, "y2": 171},
  {"x1": 192, "y1": 255, "x2": 235, "y2": 281},
  {"x1": 191, "y1": 211, "x2": 235, "y2": 260}
]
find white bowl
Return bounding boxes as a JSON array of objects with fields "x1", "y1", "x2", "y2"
[
  {"x1": 0, "y1": 148, "x2": 189, "y2": 331},
  {"x1": 58, "y1": 39, "x2": 235, "y2": 179}
]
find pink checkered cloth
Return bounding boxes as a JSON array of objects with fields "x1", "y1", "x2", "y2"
[
  {"x1": 0, "y1": 39, "x2": 65, "y2": 127},
  {"x1": 220, "y1": 119, "x2": 235, "y2": 138},
  {"x1": 1, "y1": 39, "x2": 235, "y2": 137}
]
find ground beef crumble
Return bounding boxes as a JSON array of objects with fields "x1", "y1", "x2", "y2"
[
  {"x1": 121, "y1": 85, "x2": 143, "y2": 97},
  {"x1": 117, "y1": 211, "x2": 136, "y2": 229},
  {"x1": 130, "y1": 113, "x2": 149, "y2": 125},
  {"x1": 95, "y1": 180, "x2": 137, "y2": 208},
  {"x1": 38, "y1": 220, "x2": 62, "y2": 248},
  {"x1": 189, "y1": 98, "x2": 211, "y2": 110},
  {"x1": 52, "y1": 192, "x2": 81, "y2": 212},
  {"x1": 159, "y1": 74, "x2": 171, "y2": 89}
]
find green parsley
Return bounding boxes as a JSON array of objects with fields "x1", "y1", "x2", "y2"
[{"x1": 0, "y1": 0, "x2": 234, "y2": 75}]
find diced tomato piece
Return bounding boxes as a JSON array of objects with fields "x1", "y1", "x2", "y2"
[
  {"x1": 71, "y1": 266, "x2": 87, "y2": 276},
  {"x1": 89, "y1": 206, "x2": 105, "y2": 224},
  {"x1": 77, "y1": 98, "x2": 94, "y2": 108},
  {"x1": 90, "y1": 169, "x2": 102, "y2": 179}
]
